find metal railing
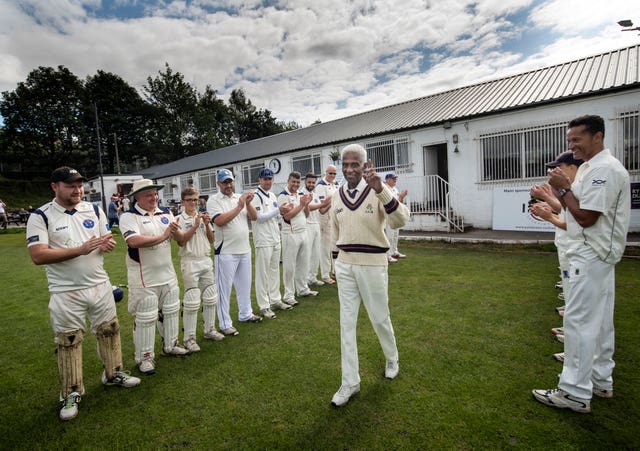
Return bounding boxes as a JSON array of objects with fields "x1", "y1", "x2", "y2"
[{"x1": 402, "y1": 175, "x2": 465, "y2": 232}]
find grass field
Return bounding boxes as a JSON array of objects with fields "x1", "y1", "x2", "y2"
[{"x1": 1, "y1": 233, "x2": 639, "y2": 450}]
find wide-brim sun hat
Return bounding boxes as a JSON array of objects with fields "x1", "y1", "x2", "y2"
[{"x1": 130, "y1": 179, "x2": 164, "y2": 197}]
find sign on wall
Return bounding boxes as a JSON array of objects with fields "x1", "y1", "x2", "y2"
[
  {"x1": 631, "y1": 183, "x2": 640, "y2": 210},
  {"x1": 492, "y1": 187, "x2": 556, "y2": 232}
]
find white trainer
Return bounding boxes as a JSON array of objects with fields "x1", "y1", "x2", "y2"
[
  {"x1": 331, "y1": 384, "x2": 360, "y2": 407},
  {"x1": 204, "y1": 329, "x2": 225, "y2": 341},
  {"x1": 532, "y1": 388, "x2": 591, "y2": 413},
  {"x1": 283, "y1": 298, "x2": 299, "y2": 307},
  {"x1": 593, "y1": 387, "x2": 613, "y2": 398},
  {"x1": 184, "y1": 337, "x2": 201, "y2": 353},
  {"x1": 385, "y1": 361, "x2": 400, "y2": 379},
  {"x1": 308, "y1": 279, "x2": 325, "y2": 286},
  {"x1": 298, "y1": 290, "x2": 318, "y2": 297},
  {"x1": 163, "y1": 343, "x2": 191, "y2": 356},
  {"x1": 101, "y1": 370, "x2": 141, "y2": 388},
  {"x1": 553, "y1": 352, "x2": 565, "y2": 362},
  {"x1": 59, "y1": 392, "x2": 81, "y2": 421},
  {"x1": 138, "y1": 358, "x2": 156, "y2": 375},
  {"x1": 271, "y1": 301, "x2": 292, "y2": 311},
  {"x1": 221, "y1": 327, "x2": 239, "y2": 336},
  {"x1": 392, "y1": 253, "x2": 406, "y2": 259},
  {"x1": 388, "y1": 256, "x2": 398, "y2": 263},
  {"x1": 321, "y1": 277, "x2": 336, "y2": 285},
  {"x1": 260, "y1": 308, "x2": 277, "y2": 319}
]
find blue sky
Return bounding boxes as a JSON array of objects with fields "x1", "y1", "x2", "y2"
[{"x1": 1, "y1": 0, "x2": 638, "y2": 125}]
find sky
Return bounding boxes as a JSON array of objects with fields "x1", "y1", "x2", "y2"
[{"x1": 1, "y1": 0, "x2": 638, "y2": 126}]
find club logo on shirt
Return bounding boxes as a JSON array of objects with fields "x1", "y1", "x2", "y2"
[
  {"x1": 83, "y1": 219, "x2": 95, "y2": 229},
  {"x1": 272, "y1": 202, "x2": 278, "y2": 208},
  {"x1": 27, "y1": 235, "x2": 39, "y2": 243},
  {"x1": 161, "y1": 217, "x2": 170, "y2": 224},
  {"x1": 365, "y1": 203, "x2": 374, "y2": 214},
  {"x1": 335, "y1": 207, "x2": 343, "y2": 214},
  {"x1": 592, "y1": 179, "x2": 606, "y2": 186}
]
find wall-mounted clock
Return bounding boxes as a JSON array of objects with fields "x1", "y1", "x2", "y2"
[{"x1": 268, "y1": 158, "x2": 281, "y2": 174}]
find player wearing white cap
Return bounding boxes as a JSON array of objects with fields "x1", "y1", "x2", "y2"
[
  {"x1": 27, "y1": 166, "x2": 140, "y2": 421},
  {"x1": 533, "y1": 115, "x2": 630, "y2": 413},
  {"x1": 316, "y1": 165, "x2": 339, "y2": 284},
  {"x1": 120, "y1": 179, "x2": 190, "y2": 377},
  {"x1": 207, "y1": 169, "x2": 262, "y2": 336},
  {"x1": 278, "y1": 171, "x2": 316, "y2": 306},
  {"x1": 250, "y1": 168, "x2": 293, "y2": 318},
  {"x1": 176, "y1": 187, "x2": 223, "y2": 352},
  {"x1": 329, "y1": 145, "x2": 409, "y2": 407}
]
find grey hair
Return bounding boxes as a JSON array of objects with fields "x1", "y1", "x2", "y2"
[{"x1": 341, "y1": 144, "x2": 367, "y2": 163}]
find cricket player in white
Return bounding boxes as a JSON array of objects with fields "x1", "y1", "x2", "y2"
[
  {"x1": 533, "y1": 115, "x2": 630, "y2": 413},
  {"x1": 27, "y1": 166, "x2": 140, "y2": 421},
  {"x1": 316, "y1": 165, "x2": 339, "y2": 284},
  {"x1": 278, "y1": 172, "x2": 316, "y2": 305},
  {"x1": 330, "y1": 145, "x2": 409, "y2": 407},
  {"x1": 176, "y1": 187, "x2": 223, "y2": 352},
  {"x1": 120, "y1": 179, "x2": 190, "y2": 376},
  {"x1": 250, "y1": 168, "x2": 293, "y2": 318},
  {"x1": 303, "y1": 173, "x2": 331, "y2": 286},
  {"x1": 208, "y1": 169, "x2": 262, "y2": 336},
  {"x1": 383, "y1": 173, "x2": 408, "y2": 263}
]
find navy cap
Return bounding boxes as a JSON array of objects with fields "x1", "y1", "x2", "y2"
[
  {"x1": 51, "y1": 167, "x2": 87, "y2": 183},
  {"x1": 217, "y1": 169, "x2": 235, "y2": 182},
  {"x1": 545, "y1": 151, "x2": 584, "y2": 169},
  {"x1": 385, "y1": 173, "x2": 398, "y2": 180},
  {"x1": 258, "y1": 168, "x2": 274, "y2": 179}
]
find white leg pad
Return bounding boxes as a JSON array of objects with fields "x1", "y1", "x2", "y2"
[
  {"x1": 201, "y1": 283, "x2": 218, "y2": 333},
  {"x1": 96, "y1": 317, "x2": 123, "y2": 380},
  {"x1": 161, "y1": 286, "x2": 181, "y2": 350},
  {"x1": 182, "y1": 287, "x2": 201, "y2": 340},
  {"x1": 134, "y1": 295, "x2": 158, "y2": 363},
  {"x1": 57, "y1": 330, "x2": 84, "y2": 398}
]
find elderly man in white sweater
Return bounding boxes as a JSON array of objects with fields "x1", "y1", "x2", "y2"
[{"x1": 330, "y1": 144, "x2": 410, "y2": 407}]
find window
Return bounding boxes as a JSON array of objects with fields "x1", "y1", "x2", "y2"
[
  {"x1": 619, "y1": 109, "x2": 640, "y2": 172},
  {"x1": 241, "y1": 163, "x2": 264, "y2": 189},
  {"x1": 179, "y1": 174, "x2": 196, "y2": 191},
  {"x1": 365, "y1": 136, "x2": 410, "y2": 172},
  {"x1": 479, "y1": 123, "x2": 567, "y2": 182},
  {"x1": 198, "y1": 170, "x2": 217, "y2": 194},
  {"x1": 292, "y1": 153, "x2": 321, "y2": 176}
]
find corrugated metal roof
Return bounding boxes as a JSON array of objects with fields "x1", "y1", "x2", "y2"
[{"x1": 141, "y1": 44, "x2": 640, "y2": 180}]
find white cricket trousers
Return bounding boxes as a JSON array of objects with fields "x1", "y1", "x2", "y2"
[
  {"x1": 254, "y1": 244, "x2": 282, "y2": 310},
  {"x1": 559, "y1": 246, "x2": 616, "y2": 399},
  {"x1": 385, "y1": 225, "x2": 399, "y2": 256},
  {"x1": 335, "y1": 260, "x2": 398, "y2": 387},
  {"x1": 306, "y1": 222, "x2": 322, "y2": 282},
  {"x1": 215, "y1": 252, "x2": 254, "y2": 329},
  {"x1": 319, "y1": 222, "x2": 334, "y2": 279},
  {"x1": 281, "y1": 231, "x2": 309, "y2": 301}
]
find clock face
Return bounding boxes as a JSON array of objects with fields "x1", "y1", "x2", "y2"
[{"x1": 269, "y1": 158, "x2": 281, "y2": 174}]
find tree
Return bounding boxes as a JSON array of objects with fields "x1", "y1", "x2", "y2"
[
  {"x1": 84, "y1": 70, "x2": 150, "y2": 174},
  {"x1": 0, "y1": 66, "x2": 89, "y2": 178},
  {"x1": 143, "y1": 63, "x2": 199, "y2": 164}
]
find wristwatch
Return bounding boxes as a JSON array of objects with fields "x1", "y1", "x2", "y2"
[{"x1": 559, "y1": 188, "x2": 571, "y2": 197}]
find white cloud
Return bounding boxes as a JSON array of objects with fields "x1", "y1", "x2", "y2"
[{"x1": 0, "y1": 0, "x2": 638, "y2": 126}]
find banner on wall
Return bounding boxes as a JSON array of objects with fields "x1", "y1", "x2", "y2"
[
  {"x1": 492, "y1": 186, "x2": 556, "y2": 232},
  {"x1": 631, "y1": 183, "x2": 640, "y2": 210}
]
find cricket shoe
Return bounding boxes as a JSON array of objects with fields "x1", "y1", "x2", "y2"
[
  {"x1": 593, "y1": 387, "x2": 613, "y2": 398},
  {"x1": 331, "y1": 384, "x2": 360, "y2": 407},
  {"x1": 308, "y1": 279, "x2": 325, "y2": 286},
  {"x1": 553, "y1": 352, "x2": 565, "y2": 362},
  {"x1": 272, "y1": 301, "x2": 292, "y2": 311},
  {"x1": 298, "y1": 290, "x2": 318, "y2": 297},
  {"x1": 532, "y1": 388, "x2": 590, "y2": 413},
  {"x1": 392, "y1": 253, "x2": 406, "y2": 259},
  {"x1": 387, "y1": 256, "x2": 398, "y2": 263},
  {"x1": 163, "y1": 343, "x2": 191, "y2": 356},
  {"x1": 556, "y1": 305, "x2": 565, "y2": 317},
  {"x1": 385, "y1": 361, "x2": 399, "y2": 379},
  {"x1": 551, "y1": 327, "x2": 564, "y2": 336},
  {"x1": 283, "y1": 298, "x2": 299, "y2": 306},
  {"x1": 221, "y1": 327, "x2": 239, "y2": 336},
  {"x1": 556, "y1": 334, "x2": 565, "y2": 343},
  {"x1": 184, "y1": 337, "x2": 201, "y2": 353},
  {"x1": 558, "y1": 292, "x2": 565, "y2": 301},
  {"x1": 204, "y1": 329, "x2": 225, "y2": 341},
  {"x1": 102, "y1": 370, "x2": 141, "y2": 388},
  {"x1": 138, "y1": 357, "x2": 156, "y2": 375},
  {"x1": 260, "y1": 308, "x2": 277, "y2": 319},
  {"x1": 239, "y1": 313, "x2": 263, "y2": 323},
  {"x1": 60, "y1": 392, "x2": 82, "y2": 421},
  {"x1": 321, "y1": 277, "x2": 336, "y2": 285}
]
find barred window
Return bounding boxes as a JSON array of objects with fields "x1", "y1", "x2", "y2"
[
  {"x1": 480, "y1": 123, "x2": 566, "y2": 181},
  {"x1": 365, "y1": 136, "x2": 410, "y2": 172},
  {"x1": 292, "y1": 153, "x2": 321, "y2": 176},
  {"x1": 241, "y1": 163, "x2": 264, "y2": 189},
  {"x1": 619, "y1": 109, "x2": 640, "y2": 172},
  {"x1": 198, "y1": 170, "x2": 216, "y2": 194},
  {"x1": 179, "y1": 174, "x2": 196, "y2": 191}
]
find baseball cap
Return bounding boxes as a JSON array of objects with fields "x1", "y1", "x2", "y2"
[
  {"x1": 385, "y1": 173, "x2": 398, "y2": 180},
  {"x1": 217, "y1": 169, "x2": 235, "y2": 182},
  {"x1": 51, "y1": 167, "x2": 87, "y2": 183},
  {"x1": 545, "y1": 151, "x2": 584, "y2": 168},
  {"x1": 258, "y1": 168, "x2": 274, "y2": 179}
]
